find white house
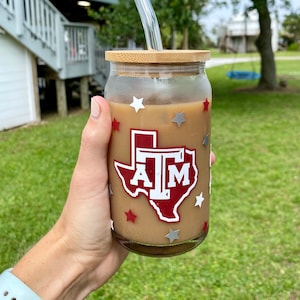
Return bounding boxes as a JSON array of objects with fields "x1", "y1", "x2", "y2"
[
  {"x1": 0, "y1": 0, "x2": 115, "y2": 131},
  {"x1": 219, "y1": 10, "x2": 279, "y2": 53},
  {"x1": 0, "y1": 30, "x2": 40, "y2": 131}
]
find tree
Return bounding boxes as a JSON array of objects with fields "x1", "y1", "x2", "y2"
[
  {"x1": 154, "y1": 0, "x2": 209, "y2": 49},
  {"x1": 231, "y1": 0, "x2": 291, "y2": 90},
  {"x1": 244, "y1": 0, "x2": 291, "y2": 90},
  {"x1": 249, "y1": 0, "x2": 277, "y2": 90},
  {"x1": 282, "y1": 12, "x2": 300, "y2": 49},
  {"x1": 88, "y1": 0, "x2": 210, "y2": 49},
  {"x1": 88, "y1": 0, "x2": 145, "y2": 48}
]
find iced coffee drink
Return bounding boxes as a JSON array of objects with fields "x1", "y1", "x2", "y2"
[{"x1": 105, "y1": 50, "x2": 212, "y2": 256}]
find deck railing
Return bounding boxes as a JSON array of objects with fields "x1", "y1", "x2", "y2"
[{"x1": 0, "y1": 0, "x2": 109, "y2": 85}]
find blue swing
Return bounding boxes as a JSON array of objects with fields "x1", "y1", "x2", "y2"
[
  {"x1": 226, "y1": 70, "x2": 260, "y2": 80},
  {"x1": 226, "y1": 48, "x2": 260, "y2": 80}
]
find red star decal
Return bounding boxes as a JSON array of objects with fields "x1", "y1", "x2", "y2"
[
  {"x1": 125, "y1": 209, "x2": 137, "y2": 223},
  {"x1": 112, "y1": 118, "x2": 120, "y2": 131},
  {"x1": 203, "y1": 99, "x2": 210, "y2": 112},
  {"x1": 202, "y1": 221, "x2": 208, "y2": 232}
]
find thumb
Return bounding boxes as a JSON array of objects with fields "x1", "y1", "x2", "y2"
[{"x1": 70, "y1": 96, "x2": 112, "y2": 196}]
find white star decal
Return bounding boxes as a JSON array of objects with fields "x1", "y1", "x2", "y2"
[
  {"x1": 195, "y1": 192, "x2": 205, "y2": 207},
  {"x1": 130, "y1": 96, "x2": 145, "y2": 112},
  {"x1": 165, "y1": 228, "x2": 180, "y2": 243}
]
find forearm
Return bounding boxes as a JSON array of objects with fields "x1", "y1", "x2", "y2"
[{"x1": 12, "y1": 224, "x2": 96, "y2": 300}]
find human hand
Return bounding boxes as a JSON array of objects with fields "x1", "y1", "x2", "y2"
[
  {"x1": 55, "y1": 95, "x2": 129, "y2": 291},
  {"x1": 13, "y1": 96, "x2": 128, "y2": 299}
]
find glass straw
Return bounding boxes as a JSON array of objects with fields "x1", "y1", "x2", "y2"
[{"x1": 134, "y1": 0, "x2": 163, "y2": 50}]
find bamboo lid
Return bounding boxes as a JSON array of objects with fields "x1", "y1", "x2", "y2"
[{"x1": 105, "y1": 50, "x2": 210, "y2": 63}]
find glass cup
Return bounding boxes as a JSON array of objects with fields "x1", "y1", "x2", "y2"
[{"x1": 105, "y1": 50, "x2": 212, "y2": 257}]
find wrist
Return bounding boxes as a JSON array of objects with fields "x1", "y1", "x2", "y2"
[
  {"x1": 0, "y1": 269, "x2": 41, "y2": 300},
  {"x1": 12, "y1": 225, "x2": 98, "y2": 300}
]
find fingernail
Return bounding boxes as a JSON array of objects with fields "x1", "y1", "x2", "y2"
[{"x1": 91, "y1": 97, "x2": 101, "y2": 119}]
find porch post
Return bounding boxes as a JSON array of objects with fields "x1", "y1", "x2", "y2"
[
  {"x1": 55, "y1": 79, "x2": 68, "y2": 116},
  {"x1": 80, "y1": 76, "x2": 90, "y2": 110},
  {"x1": 55, "y1": 13, "x2": 64, "y2": 72},
  {"x1": 88, "y1": 27, "x2": 96, "y2": 74},
  {"x1": 15, "y1": 0, "x2": 24, "y2": 36},
  {"x1": 30, "y1": 53, "x2": 41, "y2": 122}
]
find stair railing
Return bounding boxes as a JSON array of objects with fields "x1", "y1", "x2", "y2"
[{"x1": 0, "y1": 0, "x2": 99, "y2": 80}]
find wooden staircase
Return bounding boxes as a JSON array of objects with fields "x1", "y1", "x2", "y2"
[{"x1": 0, "y1": 0, "x2": 109, "y2": 116}]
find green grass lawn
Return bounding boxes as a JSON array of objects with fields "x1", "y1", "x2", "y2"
[{"x1": 0, "y1": 60, "x2": 299, "y2": 299}]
